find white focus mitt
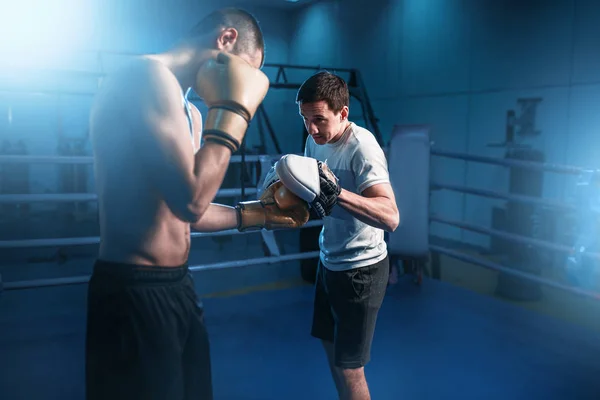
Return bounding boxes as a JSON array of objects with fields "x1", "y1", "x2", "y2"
[
  {"x1": 275, "y1": 154, "x2": 341, "y2": 218},
  {"x1": 258, "y1": 161, "x2": 281, "y2": 198}
]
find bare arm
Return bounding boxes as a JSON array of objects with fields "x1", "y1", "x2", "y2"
[
  {"x1": 337, "y1": 183, "x2": 399, "y2": 232},
  {"x1": 136, "y1": 62, "x2": 231, "y2": 223},
  {"x1": 190, "y1": 203, "x2": 238, "y2": 232},
  {"x1": 338, "y1": 137, "x2": 399, "y2": 232}
]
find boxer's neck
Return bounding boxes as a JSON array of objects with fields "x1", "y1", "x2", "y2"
[
  {"x1": 329, "y1": 121, "x2": 352, "y2": 144},
  {"x1": 152, "y1": 45, "x2": 217, "y2": 91}
]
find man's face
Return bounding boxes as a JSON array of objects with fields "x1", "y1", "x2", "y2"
[{"x1": 299, "y1": 100, "x2": 349, "y2": 145}]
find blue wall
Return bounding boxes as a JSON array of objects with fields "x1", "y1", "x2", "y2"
[
  {"x1": 4, "y1": 0, "x2": 600, "y2": 287},
  {"x1": 291, "y1": 0, "x2": 600, "y2": 250}
]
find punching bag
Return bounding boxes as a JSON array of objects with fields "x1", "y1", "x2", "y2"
[{"x1": 387, "y1": 125, "x2": 431, "y2": 260}]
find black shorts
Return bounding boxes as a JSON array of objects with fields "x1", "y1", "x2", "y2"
[
  {"x1": 85, "y1": 260, "x2": 212, "y2": 400},
  {"x1": 311, "y1": 255, "x2": 389, "y2": 369}
]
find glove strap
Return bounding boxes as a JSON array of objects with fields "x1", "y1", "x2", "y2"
[
  {"x1": 203, "y1": 131, "x2": 239, "y2": 153},
  {"x1": 202, "y1": 103, "x2": 253, "y2": 153},
  {"x1": 235, "y1": 202, "x2": 266, "y2": 232},
  {"x1": 310, "y1": 201, "x2": 327, "y2": 219},
  {"x1": 310, "y1": 161, "x2": 341, "y2": 218},
  {"x1": 209, "y1": 102, "x2": 251, "y2": 124}
]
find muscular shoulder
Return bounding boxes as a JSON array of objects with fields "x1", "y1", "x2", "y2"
[
  {"x1": 134, "y1": 59, "x2": 184, "y2": 113},
  {"x1": 98, "y1": 58, "x2": 181, "y2": 113},
  {"x1": 346, "y1": 124, "x2": 379, "y2": 148},
  {"x1": 347, "y1": 124, "x2": 385, "y2": 159},
  {"x1": 346, "y1": 124, "x2": 389, "y2": 191}
]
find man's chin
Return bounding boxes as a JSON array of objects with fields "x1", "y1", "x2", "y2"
[{"x1": 313, "y1": 136, "x2": 328, "y2": 145}]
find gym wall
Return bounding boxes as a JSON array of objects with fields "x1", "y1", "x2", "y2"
[
  {"x1": 290, "y1": 0, "x2": 600, "y2": 250},
  {"x1": 4, "y1": 0, "x2": 598, "y2": 284}
]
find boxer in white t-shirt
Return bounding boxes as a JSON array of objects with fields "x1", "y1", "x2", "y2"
[{"x1": 295, "y1": 71, "x2": 400, "y2": 400}]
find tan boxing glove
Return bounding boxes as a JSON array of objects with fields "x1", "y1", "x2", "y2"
[
  {"x1": 194, "y1": 52, "x2": 270, "y2": 153},
  {"x1": 236, "y1": 181, "x2": 310, "y2": 232}
]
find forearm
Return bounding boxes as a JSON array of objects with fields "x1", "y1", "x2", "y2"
[
  {"x1": 190, "y1": 203, "x2": 239, "y2": 232},
  {"x1": 337, "y1": 189, "x2": 399, "y2": 232},
  {"x1": 187, "y1": 143, "x2": 233, "y2": 219}
]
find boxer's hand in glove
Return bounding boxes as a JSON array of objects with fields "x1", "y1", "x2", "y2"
[
  {"x1": 235, "y1": 181, "x2": 310, "y2": 231},
  {"x1": 194, "y1": 52, "x2": 269, "y2": 153},
  {"x1": 313, "y1": 161, "x2": 341, "y2": 217}
]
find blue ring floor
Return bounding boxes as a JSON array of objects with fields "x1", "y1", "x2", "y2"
[{"x1": 1, "y1": 276, "x2": 600, "y2": 399}]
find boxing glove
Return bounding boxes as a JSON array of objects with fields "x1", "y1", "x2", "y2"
[
  {"x1": 313, "y1": 161, "x2": 342, "y2": 217},
  {"x1": 236, "y1": 181, "x2": 310, "y2": 231},
  {"x1": 194, "y1": 52, "x2": 270, "y2": 153},
  {"x1": 275, "y1": 154, "x2": 341, "y2": 218}
]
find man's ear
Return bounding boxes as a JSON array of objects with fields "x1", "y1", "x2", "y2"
[
  {"x1": 340, "y1": 106, "x2": 349, "y2": 121},
  {"x1": 216, "y1": 28, "x2": 238, "y2": 51}
]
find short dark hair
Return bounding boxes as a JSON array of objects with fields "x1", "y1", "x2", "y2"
[
  {"x1": 188, "y1": 8, "x2": 265, "y2": 66},
  {"x1": 296, "y1": 71, "x2": 349, "y2": 113}
]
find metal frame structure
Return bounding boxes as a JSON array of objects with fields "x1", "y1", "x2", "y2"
[{"x1": 184, "y1": 62, "x2": 384, "y2": 152}]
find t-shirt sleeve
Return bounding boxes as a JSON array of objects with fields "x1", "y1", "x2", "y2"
[{"x1": 351, "y1": 139, "x2": 390, "y2": 194}]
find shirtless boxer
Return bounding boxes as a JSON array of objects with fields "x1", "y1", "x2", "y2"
[{"x1": 85, "y1": 8, "x2": 309, "y2": 400}]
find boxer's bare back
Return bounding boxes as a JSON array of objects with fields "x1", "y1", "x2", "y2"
[{"x1": 90, "y1": 58, "x2": 203, "y2": 267}]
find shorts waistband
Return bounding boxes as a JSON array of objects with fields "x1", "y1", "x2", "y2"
[{"x1": 92, "y1": 259, "x2": 189, "y2": 284}]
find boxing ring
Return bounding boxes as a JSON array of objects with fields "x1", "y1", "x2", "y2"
[
  {"x1": 1, "y1": 134, "x2": 600, "y2": 399},
  {"x1": 1, "y1": 56, "x2": 600, "y2": 398}
]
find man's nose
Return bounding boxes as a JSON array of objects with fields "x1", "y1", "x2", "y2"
[{"x1": 307, "y1": 122, "x2": 319, "y2": 135}]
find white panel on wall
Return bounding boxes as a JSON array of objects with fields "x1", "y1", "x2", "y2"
[
  {"x1": 384, "y1": 95, "x2": 471, "y2": 242},
  {"x1": 469, "y1": 0, "x2": 574, "y2": 91},
  {"x1": 401, "y1": 0, "x2": 472, "y2": 96}
]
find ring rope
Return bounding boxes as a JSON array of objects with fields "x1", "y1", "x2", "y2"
[{"x1": 0, "y1": 149, "x2": 598, "y2": 300}]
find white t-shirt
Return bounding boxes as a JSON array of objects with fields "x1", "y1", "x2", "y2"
[{"x1": 304, "y1": 122, "x2": 390, "y2": 271}]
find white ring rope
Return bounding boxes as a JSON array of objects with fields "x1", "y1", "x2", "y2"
[
  {"x1": 1, "y1": 251, "x2": 322, "y2": 290},
  {"x1": 0, "y1": 220, "x2": 324, "y2": 249},
  {"x1": 0, "y1": 154, "x2": 289, "y2": 164},
  {"x1": 0, "y1": 189, "x2": 258, "y2": 203},
  {"x1": 0, "y1": 152, "x2": 317, "y2": 250}
]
